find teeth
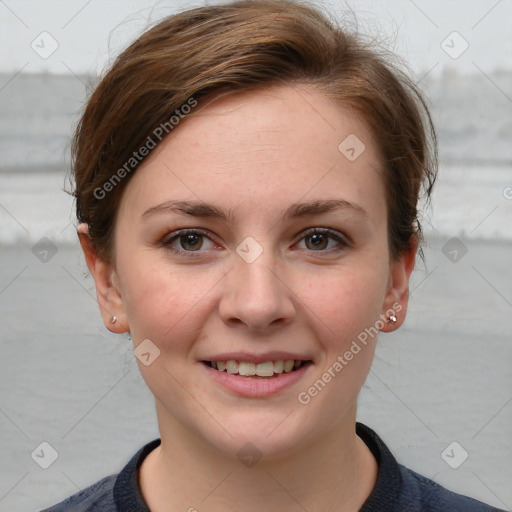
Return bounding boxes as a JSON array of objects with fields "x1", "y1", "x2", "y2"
[
  {"x1": 255, "y1": 361, "x2": 274, "y2": 377},
  {"x1": 239, "y1": 362, "x2": 256, "y2": 376},
  {"x1": 208, "y1": 359, "x2": 306, "y2": 377},
  {"x1": 226, "y1": 360, "x2": 238, "y2": 374},
  {"x1": 273, "y1": 360, "x2": 284, "y2": 373},
  {"x1": 284, "y1": 360, "x2": 294, "y2": 372}
]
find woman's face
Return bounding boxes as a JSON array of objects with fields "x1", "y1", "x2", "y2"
[{"x1": 96, "y1": 85, "x2": 413, "y2": 458}]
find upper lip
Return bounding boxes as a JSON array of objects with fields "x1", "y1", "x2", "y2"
[{"x1": 200, "y1": 351, "x2": 313, "y2": 365}]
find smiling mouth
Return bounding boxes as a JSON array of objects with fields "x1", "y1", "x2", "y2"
[{"x1": 201, "y1": 359, "x2": 312, "y2": 378}]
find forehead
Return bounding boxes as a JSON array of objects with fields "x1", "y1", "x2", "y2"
[{"x1": 121, "y1": 84, "x2": 386, "y2": 224}]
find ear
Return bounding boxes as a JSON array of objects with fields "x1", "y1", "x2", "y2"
[
  {"x1": 379, "y1": 236, "x2": 418, "y2": 333},
  {"x1": 77, "y1": 223, "x2": 129, "y2": 334}
]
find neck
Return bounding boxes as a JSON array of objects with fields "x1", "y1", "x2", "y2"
[{"x1": 139, "y1": 401, "x2": 378, "y2": 512}]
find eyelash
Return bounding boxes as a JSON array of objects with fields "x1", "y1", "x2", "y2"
[{"x1": 161, "y1": 227, "x2": 349, "y2": 257}]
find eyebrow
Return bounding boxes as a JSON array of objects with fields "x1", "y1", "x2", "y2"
[{"x1": 141, "y1": 198, "x2": 367, "y2": 220}]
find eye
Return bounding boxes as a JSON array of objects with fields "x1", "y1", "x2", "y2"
[
  {"x1": 162, "y1": 229, "x2": 216, "y2": 255},
  {"x1": 296, "y1": 228, "x2": 349, "y2": 252}
]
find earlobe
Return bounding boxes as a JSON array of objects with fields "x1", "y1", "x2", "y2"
[
  {"x1": 380, "y1": 237, "x2": 418, "y2": 333},
  {"x1": 77, "y1": 223, "x2": 129, "y2": 334}
]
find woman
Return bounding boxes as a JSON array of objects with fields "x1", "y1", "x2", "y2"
[{"x1": 43, "y1": 0, "x2": 506, "y2": 510}]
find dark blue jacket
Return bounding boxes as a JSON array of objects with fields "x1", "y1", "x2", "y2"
[{"x1": 41, "y1": 423, "x2": 507, "y2": 512}]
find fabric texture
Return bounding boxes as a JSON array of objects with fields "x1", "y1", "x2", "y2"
[{"x1": 41, "y1": 422, "x2": 506, "y2": 512}]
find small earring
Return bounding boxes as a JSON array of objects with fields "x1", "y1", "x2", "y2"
[
  {"x1": 388, "y1": 315, "x2": 397, "y2": 324},
  {"x1": 110, "y1": 315, "x2": 117, "y2": 324}
]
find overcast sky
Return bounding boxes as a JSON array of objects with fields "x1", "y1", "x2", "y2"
[{"x1": 0, "y1": 0, "x2": 511, "y2": 77}]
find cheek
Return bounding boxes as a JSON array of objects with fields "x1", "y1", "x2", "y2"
[
  {"x1": 117, "y1": 252, "x2": 220, "y2": 344},
  {"x1": 299, "y1": 263, "x2": 386, "y2": 344},
  {"x1": 292, "y1": 268, "x2": 385, "y2": 431}
]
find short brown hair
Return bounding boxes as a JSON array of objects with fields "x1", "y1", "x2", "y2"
[{"x1": 71, "y1": 0, "x2": 437, "y2": 262}]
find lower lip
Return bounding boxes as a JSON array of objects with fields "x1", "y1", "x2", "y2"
[{"x1": 199, "y1": 362, "x2": 313, "y2": 398}]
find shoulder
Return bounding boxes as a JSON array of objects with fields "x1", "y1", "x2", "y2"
[
  {"x1": 39, "y1": 438, "x2": 160, "y2": 512},
  {"x1": 356, "y1": 423, "x2": 506, "y2": 512},
  {"x1": 39, "y1": 475, "x2": 117, "y2": 512},
  {"x1": 397, "y1": 463, "x2": 506, "y2": 512}
]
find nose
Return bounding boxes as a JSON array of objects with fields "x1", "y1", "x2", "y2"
[{"x1": 218, "y1": 249, "x2": 296, "y2": 333}]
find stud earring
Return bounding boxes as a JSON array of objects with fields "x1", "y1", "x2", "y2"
[
  {"x1": 388, "y1": 315, "x2": 397, "y2": 324},
  {"x1": 111, "y1": 315, "x2": 117, "y2": 324}
]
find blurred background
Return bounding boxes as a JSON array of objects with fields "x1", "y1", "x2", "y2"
[{"x1": 0, "y1": 0, "x2": 511, "y2": 510}]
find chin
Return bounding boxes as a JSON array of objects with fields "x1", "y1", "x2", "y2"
[{"x1": 195, "y1": 408, "x2": 317, "y2": 464}]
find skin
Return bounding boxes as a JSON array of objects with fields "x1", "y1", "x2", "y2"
[{"x1": 78, "y1": 84, "x2": 416, "y2": 512}]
